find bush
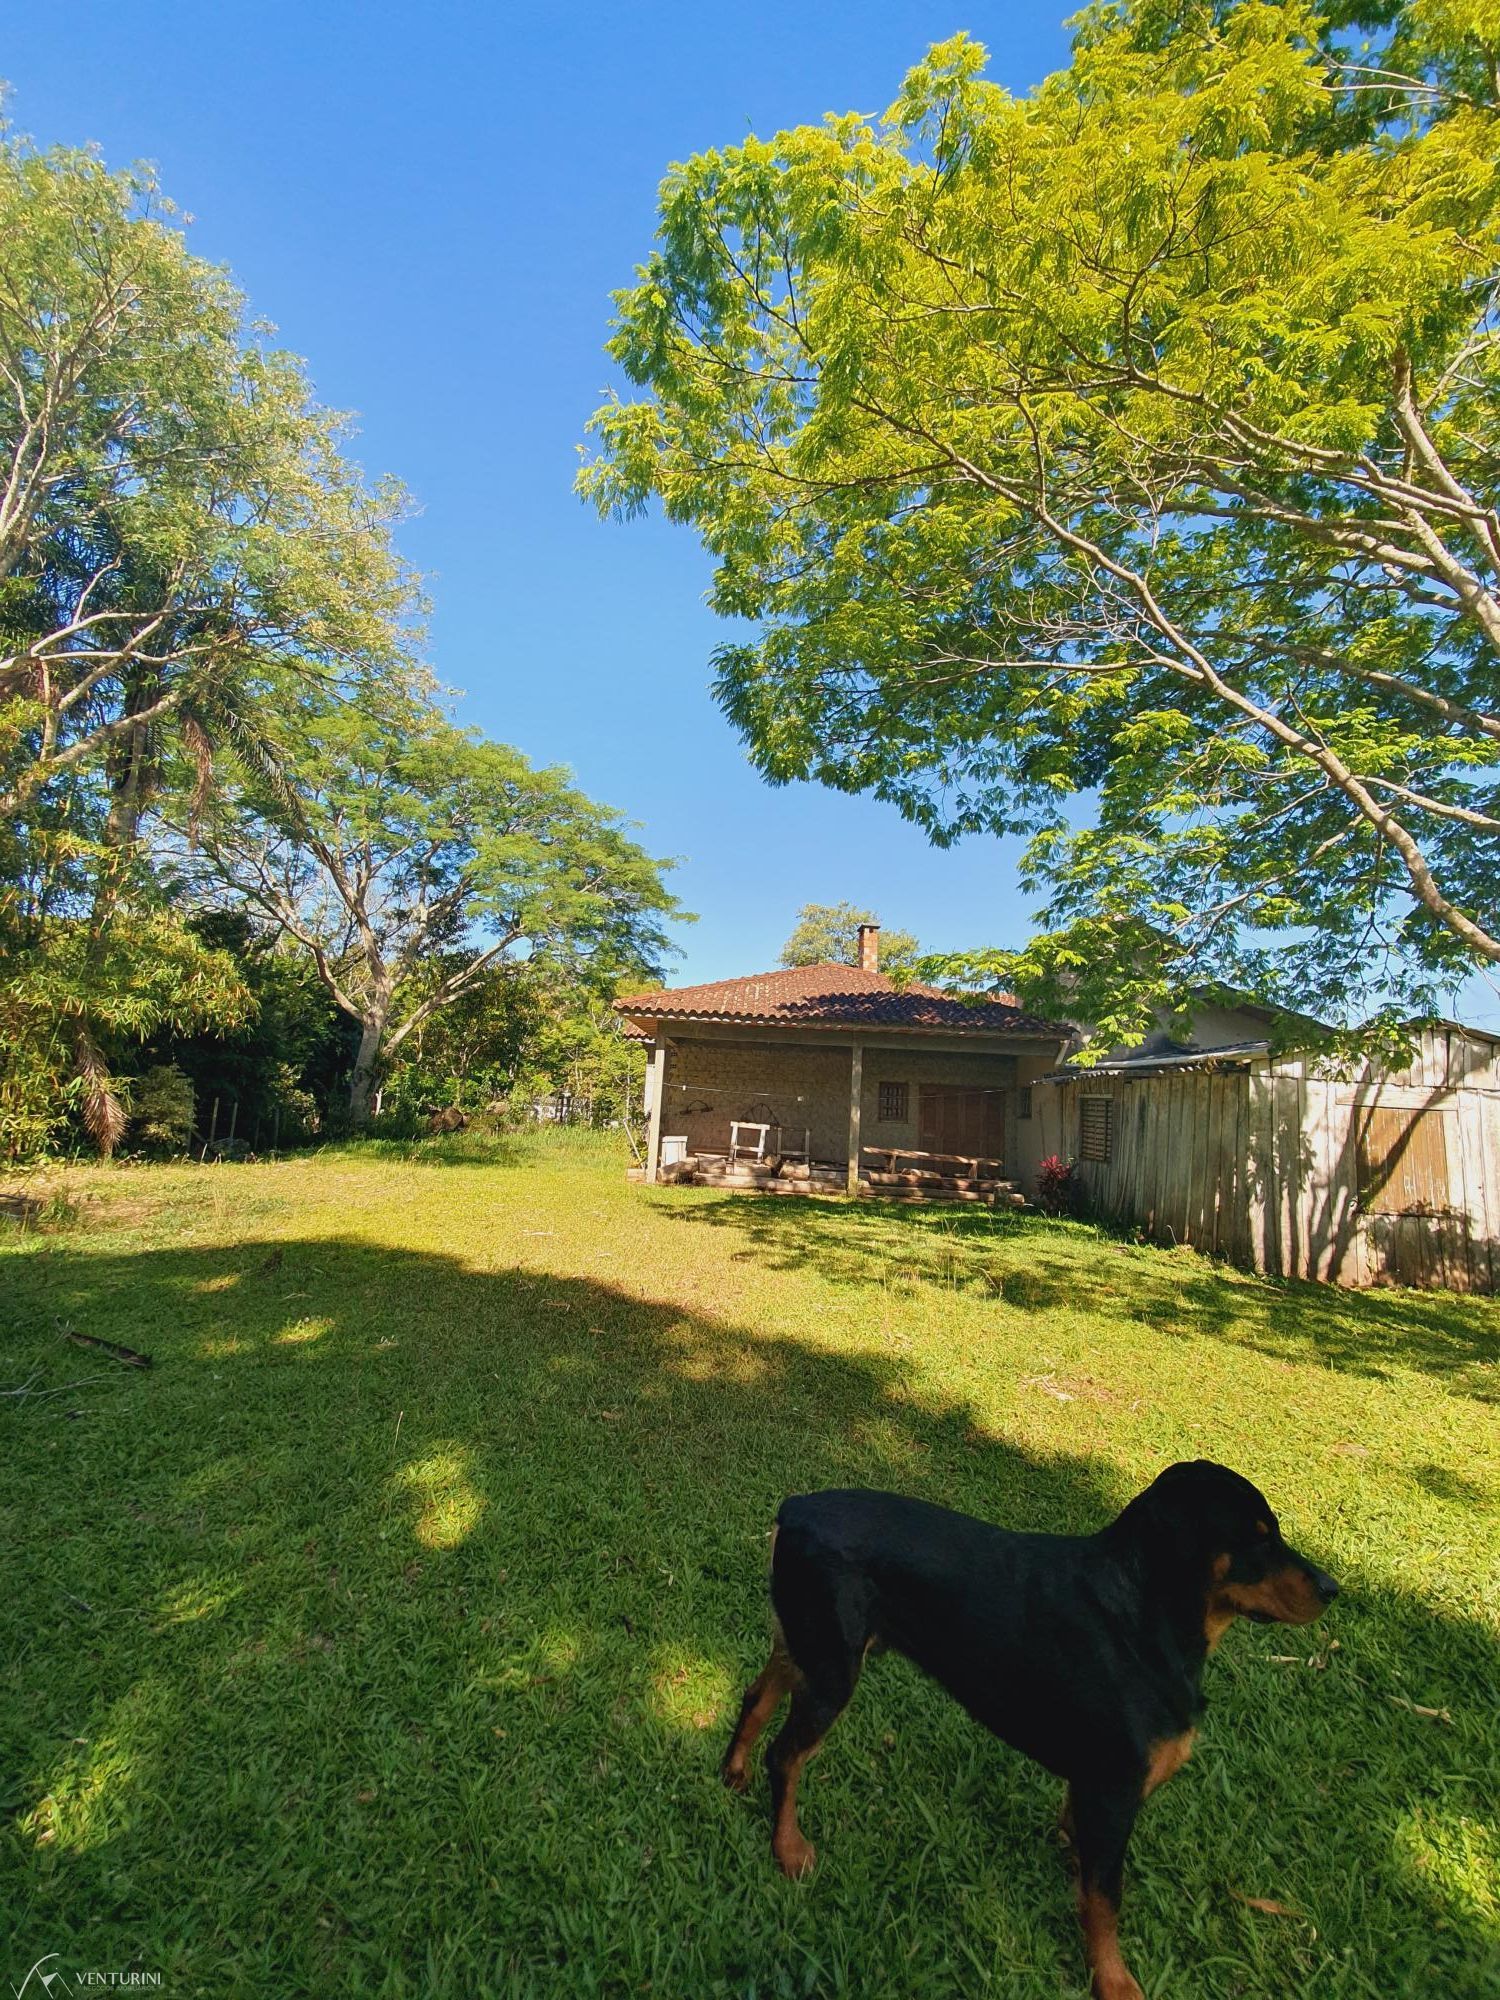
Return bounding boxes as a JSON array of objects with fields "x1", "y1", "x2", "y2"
[
  {"x1": 1035, "y1": 1154, "x2": 1080, "y2": 1217},
  {"x1": 131, "y1": 1064, "x2": 197, "y2": 1153},
  {"x1": 265, "y1": 1063, "x2": 320, "y2": 1143}
]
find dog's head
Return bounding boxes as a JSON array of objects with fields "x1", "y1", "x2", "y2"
[{"x1": 1119, "y1": 1459, "x2": 1338, "y2": 1639}]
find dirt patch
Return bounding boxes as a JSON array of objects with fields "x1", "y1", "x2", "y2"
[
  {"x1": 0, "y1": 1180, "x2": 162, "y2": 1234},
  {"x1": 1018, "y1": 1370, "x2": 1120, "y2": 1406}
]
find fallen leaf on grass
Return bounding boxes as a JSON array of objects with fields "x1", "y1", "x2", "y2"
[{"x1": 1229, "y1": 1889, "x2": 1299, "y2": 1918}]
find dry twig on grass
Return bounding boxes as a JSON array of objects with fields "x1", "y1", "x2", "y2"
[{"x1": 58, "y1": 1319, "x2": 153, "y2": 1368}]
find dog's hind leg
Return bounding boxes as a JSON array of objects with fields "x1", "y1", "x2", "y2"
[
  {"x1": 757, "y1": 1516, "x2": 871, "y2": 1877},
  {"x1": 721, "y1": 1620, "x2": 797, "y2": 1794},
  {"x1": 766, "y1": 1673, "x2": 854, "y2": 1880}
]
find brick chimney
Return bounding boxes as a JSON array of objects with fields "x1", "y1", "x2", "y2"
[{"x1": 857, "y1": 922, "x2": 880, "y2": 973}]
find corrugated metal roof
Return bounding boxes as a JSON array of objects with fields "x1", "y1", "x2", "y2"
[
  {"x1": 1042, "y1": 1018, "x2": 1500, "y2": 1081},
  {"x1": 1040, "y1": 1040, "x2": 1271, "y2": 1082}
]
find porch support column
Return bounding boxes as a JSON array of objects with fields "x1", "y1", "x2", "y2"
[
  {"x1": 644, "y1": 1038, "x2": 667, "y2": 1184},
  {"x1": 846, "y1": 1039, "x2": 864, "y2": 1196}
]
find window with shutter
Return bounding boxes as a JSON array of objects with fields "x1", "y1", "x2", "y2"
[
  {"x1": 1080, "y1": 1096, "x2": 1112, "y2": 1163},
  {"x1": 1356, "y1": 1108, "x2": 1452, "y2": 1214},
  {"x1": 876, "y1": 1081, "x2": 909, "y2": 1122}
]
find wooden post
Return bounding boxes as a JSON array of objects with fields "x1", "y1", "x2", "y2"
[
  {"x1": 846, "y1": 1040, "x2": 864, "y2": 1196},
  {"x1": 644, "y1": 1039, "x2": 667, "y2": 1184}
]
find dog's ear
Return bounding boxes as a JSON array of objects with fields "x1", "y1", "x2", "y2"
[
  {"x1": 1128, "y1": 1468, "x2": 1205, "y2": 1550},
  {"x1": 1114, "y1": 1461, "x2": 1238, "y2": 1570}
]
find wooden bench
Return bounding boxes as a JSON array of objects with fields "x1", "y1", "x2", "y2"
[{"x1": 862, "y1": 1145, "x2": 1006, "y2": 1178}]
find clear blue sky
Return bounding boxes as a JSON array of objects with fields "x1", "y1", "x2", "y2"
[
  {"x1": 8, "y1": 3, "x2": 1496, "y2": 1024},
  {"x1": 5, "y1": 0, "x2": 1074, "y2": 985}
]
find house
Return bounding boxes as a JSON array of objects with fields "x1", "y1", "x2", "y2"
[
  {"x1": 614, "y1": 925, "x2": 1069, "y2": 1202},
  {"x1": 1042, "y1": 1019, "x2": 1500, "y2": 1292},
  {"x1": 617, "y1": 930, "x2": 1500, "y2": 1292}
]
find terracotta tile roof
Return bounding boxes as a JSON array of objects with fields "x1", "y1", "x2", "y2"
[{"x1": 615, "y1": 962, "x2": 1062, "y2": 1037}]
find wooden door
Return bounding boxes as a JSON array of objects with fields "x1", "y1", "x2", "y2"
[{"x1": 918, "y1": 1086, "x2": 1006, "y2": 1164}]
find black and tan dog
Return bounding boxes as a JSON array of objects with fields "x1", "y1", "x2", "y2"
[{"x1": 722, "y1": 1460, "x2": 1337, "y2": 2000}]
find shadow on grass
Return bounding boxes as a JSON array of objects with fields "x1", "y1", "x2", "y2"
[
  {"x1": 1, "y1": 1229, "x2": 1496, "y2": 1998},
  {"x1": 656, "y1": 1189, "x2": 1500, "y2": 1394}
]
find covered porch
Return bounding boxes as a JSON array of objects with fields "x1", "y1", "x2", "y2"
[
  {"x1": 615, "y1": 943, "x2": 1068, "y2": 1206},
  {"x1": 635, "y1": 1025, "x2": 1029, "y2": 1206}
]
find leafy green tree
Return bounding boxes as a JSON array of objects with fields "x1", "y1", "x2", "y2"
[
  {"x1": 0, "y1": 129, "x2": 413, "y2": 827},
  {"x1": 376, "y1": 957, "x2": 547, "y2": 1115},
  {"x1": 136, "y1": 910, "x2": 348, "y2": 1146},
  {"x1": 508, "y1": 985, "x2": 650, "y2": 1128},
  {"x1": 0, "y1": 128, "x2": 416, "y2": 1151},
  {"x1": 377, "y1": 966, "x2": 651, "y2": 1129},
  {"x1": 0, "y1": 843, "x2": 248, "y2": 1158},
  {"x1": 0, "y1": 720, "x2": 250, "y2": 1157},
  {"x1": 779, "y1": 901, "x2": 921, "y2": 976},
  {"x1": 184, "y1": 684, "x2": 680, "y2": 1125},
  {"x1": 582, "y1": 1, "x2": 1500, "y2": 1043},
  {"x1": 129, "y1": 1063, "x2": 196, "y2": 1152}
]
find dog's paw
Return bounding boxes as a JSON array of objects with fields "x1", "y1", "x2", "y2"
[
  {"x1": 773, "y1": 1833, "x2": 817, "y2": 1880},
  {"x1": 721, "y1": 1758, "x2": 750, "y2": 1794},
  {"x1": 1092, "y1": 1973, "x2": 1144, "y2": 2000}
]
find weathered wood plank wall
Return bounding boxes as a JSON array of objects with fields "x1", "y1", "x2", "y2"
[
  {"x1": 1058, "y1": 1069, "x2": 1253, "y2": 1265},
  {"x1": 1053, "y1": 1028, "x2": 1500, "y2": 1292}
]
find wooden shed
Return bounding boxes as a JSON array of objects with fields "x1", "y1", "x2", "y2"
[{"x1": 1046, "y1": 1024, "x2": 1500, "y2": 1292}]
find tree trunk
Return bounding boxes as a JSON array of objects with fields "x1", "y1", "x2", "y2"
[
  {"x1": 348, "y1": 1015, "x2": 385, "y2": 1128},
  {"x1": 70, "y1": 708, "x2": 154, "y2": 1155}
]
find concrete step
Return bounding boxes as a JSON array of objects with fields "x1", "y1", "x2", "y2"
[{"x1": 633, "y1": 1160, "x2": 1028, "y2": 1210}]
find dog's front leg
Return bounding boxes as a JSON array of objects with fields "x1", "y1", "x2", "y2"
[{"x1": 1066, "y1": 1781, "x2": 1144, "y2": 2000}]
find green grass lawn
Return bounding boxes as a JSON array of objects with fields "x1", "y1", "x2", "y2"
[{"x1": 2, "y1": 1131, "x2": 1497, "y2": 1999}]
